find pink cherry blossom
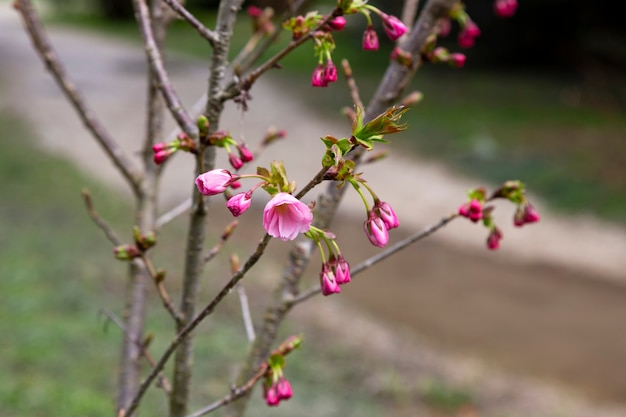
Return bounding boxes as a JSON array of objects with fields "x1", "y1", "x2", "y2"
[
  {"x1": 276, "y1": 378, "x2": 293, "y2": 400},
  {"x1": 450, "y1": 53, "x2": 466, "y2": 68},
  {"x1": 195, "y1": 169, "x2": 235, "y2": 196},
  {"x1": 486, "y1": 227, "x2": 503, "y2": 250},
  {"x1": 381, "y1": 13, "x2": 408, "y2": 41},
  {"x1": 237, "y1": 144, "x2": 254, "y2": 162},
  {"x1": 323, "y1": 60, "x2": 338, "y2": 84},
  {"x1": 226, "y1": 192, "x2": 252, "y2": 217},
  {"x1": 362, "y1": 26, "x2": 379, "y2": 51},
  {"x1": 229, "y1": 153, "x2": 244, "y2": 170},
  {"x1": 375, "y1": 200, "x2": 399, "y2": 229},
  {"x1": 333, "y1": 255, "x2": 351, "y2": 285},
  {"x1": 264, "y1": 385, "x2": 280, "y2": 406},
  {"x1": 263, "y1": 193, "x2": 313, "y2": 241},
  {"x1": 523, "y1": 204, "x2": 540, "y2": 224},
  {"x1": 364, "y1": 212, "x2": 389, "y2": 247},
  {"x1": 320, "y1": 263, "x2": 341, "y2": 296},
  {"x1": 311, "y1": 64, "x2": 327, "y2": 87},
  {"x1": 328, "y1": 16, "x2": 346, "y2": 31}
]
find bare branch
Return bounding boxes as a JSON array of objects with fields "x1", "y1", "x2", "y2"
[
  {"x1": 236, "y1": 283, "x2": 256, "y2": 342},
  {"x1": 156, "y1": 198, "x2": 193, "y2": 228},
  {"x1": 341, "y1": 59, "x2": 364, "y2": 110},
  {"x1": 401, "y1": 0, "x2": 421, "y2": 32},
  {"x1": 204, "y1": 220, "x2": 239, "y2": 264},
  {"x1": 82, "y1": 189, "x2": 122, "y2": 246},
  {"x1": 121, "y1": 233, "x2": 272, "y2": 417},
  {"x1": 14, "y1": 0, "x2": 143, "y2": 195},
  {"x1": 139, "y1": 253, "x2": 185, "y2": 325},
  {"x1": 163, "y1": 0, "x2": 219, "y2": 47},
  {"x1": 291, "y1": 212, "x2": 459, "y2": 305},
  {"x1": 99, "y1": 309, "x2": 172, "y2": 394},
  {"x1": 132, "y1": 0, "x2": 198, "y2": 138}
]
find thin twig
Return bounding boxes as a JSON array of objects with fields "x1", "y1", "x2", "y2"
[
  {"x1": 290, "y1": 212, "x2": 459, "y2": 305},
  {"x1": 156, "y1": 198, "x2": 193, "y2": 228},
  {"x1": 139, "y1": 253, "x2": 185, "y2": 325},
  {"x1": 186, "y1": 363, "x2": 268, "y2": 417},
  {"x1": 163, "y1": 0, "x2": 219, "y2": 47},
  {"x1": 121, "y1": 233, "x2": 272, "y2": 417},
  {"x1": 204, "y1": 220, "x2": 239, "y2": 264},
  {"x1": 341, "y1": 59, "x2": 364, "y2": 110},
  {"x1": 82, "y1": 189, "x2": 122, "y2": 246},
  {"x1": 99, "y1": 309, "x2": 173, "y2": 394},
  {"x1": 132, "y1": 0, "x2": 198, "y2": 138},
  {"x1": 14, "y1": 0, "x2": 143, "y2": 195},
  {"x1": 236, "y1": 283, "x2": 256, "y2": 342},
  {"x1": 221, "y1": 8, "x2": 341, "y2": 101}
]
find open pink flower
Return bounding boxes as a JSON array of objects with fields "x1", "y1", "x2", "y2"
[
  {"x1": 195, "y1": 169, "x2": 235, "y2": 195},
  {"x1": 263, "y1": 193, "x2": 313, "y2": 241}
]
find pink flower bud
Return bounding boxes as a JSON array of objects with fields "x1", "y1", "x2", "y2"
[
  {"x1": 195, "y1": 169, "x2": 235, "y2": 196},
  {"x1": 362, "y1": 26, "x2": 379, "y2": 51},
  {"x1": 494, "y1": 0, "x2": 518, "y2": 18},
  {"x1": 263, "y1": 193, "x2": 313, "y2": 241},
  {"x1": 153, "y1": 148, "x2": 174, "y2": 165},
  {"x1": 381, "y1": 13, "x2": 408, "y2": 41},
  {"x1": 449, "y1": 53, "x2": 466, "y2": 68},
  {"x1": 237, "y1": 144, "x2": 254, "y2": 162},
  {"x1": 459, "y1": 199, "x2": 483, "y2": 222},
  {"x1": 486, "y1": 227, "x2": 503, "y2": 250},
  {"x1": 311, "y1": 64, "x2": 328, "y2": 87},
  {"x1": 276, "y1": 378, "x2": 293, "y2": 400},
  {"x1": 458, "y1": 31, "x2": 476, "y2": 48},
  {"x1": 229, "y1": 153, "x2": 244, "y2": 170},
  {"x1": 230, "y1": 180, "x2": 242, "y2": 189},
  {"x1": 323, "y1": 60, "x2": 338, "y2": 84},
  {"x1": 226, "y1": 192, "x2": 252, "y2": 217},
  {"x1": 152, "y1": 142, "x2": 168, "y2": 153},
  {"x1": 523, "y1": 204, "x2": 540, "y2": 224},
  {"x1": 364, "y1": 212, "x2": 389, "y2": 247},
  {"x1": 320, "y1": 263, "x2": 341, "y2": 296},
  {"x1": 328, "y1": 16, "x2": 347, "y2": 31},
  {"x1": 247, "y1": 5, "x2": 263, "y2": 18},
  {"x1": 333, "y1": 255, "x2": 351, "y2": 285},
  {"x1": 464, "y1": 21, "x2": 481, "y2": 37},
  {"x1": 375, "y1": 200, "x2": 399, "y2": 229},
  {"x1": 264, "y1": 385, "x2": 280, "y2": 406}
]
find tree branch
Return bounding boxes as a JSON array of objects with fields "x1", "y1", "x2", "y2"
[
  {"x1": 14, "y1": 0, "x2": 143, "y2": 196},
  {"x1": 163, "y1": 0, "x2": 219, "y2": 47},
  {"x1": 120, "y1": 233, "x2": 272, "y2": 417},
  {"x1": 291, "y1": 212, "x2": 459, "y2": 305},
  {"x1": 132, "y1": 0, "x2": 198, "y2": 139},
  {"x1": 225, "y1": 1, "x2": 461, "y2": 415}
]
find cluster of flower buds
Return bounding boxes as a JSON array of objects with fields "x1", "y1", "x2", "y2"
[
  {"x1": 339, "y1": 1, "x2": 407, "y2": 51},
  {"x1": 204, "y1": 129, "x2": 254, "y2": 171},
  {"x1": 311, "y1": 31, "x2": 338, "y2": 87},
  {"x1": 363, "y1": 199, "x2": 399, "y2": 247},
  {"x1": 152, "y1": 132, "x2": 197, "y2": 165},
  {"x1": 306, "y1": 227, "x2": 351, "y2": 295},
  {"x1": 195, "y1": 162, "x2": 314, "y2": 242},
  {"x1": 458, "y1": 181, "x2": 540, "y2": 250},
  {"x1": 448, "y1": 4, "x2": 481, "y2": 49},
  {"x1": 422, "y1": 35, "x2": 466, "y2": 68},
  {"x1": 261, "y1": 337, "x2": 302, "y2": 407},
  {"x1": 494, "y1": 0, "x2": 518, "y2": 18}
]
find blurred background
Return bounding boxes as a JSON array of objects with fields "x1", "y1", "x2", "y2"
[{"x1": 1, "y1": 0, "x2": 626, "y2": 416}]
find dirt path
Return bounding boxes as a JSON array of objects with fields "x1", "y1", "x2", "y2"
[{"x1": 2, "y1": 2, "x2": 626, "y2": 415}]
